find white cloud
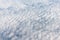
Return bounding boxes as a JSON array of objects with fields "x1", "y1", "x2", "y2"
[{"x1": 0, "y1": 0, "x2": 26, "y2": 9}]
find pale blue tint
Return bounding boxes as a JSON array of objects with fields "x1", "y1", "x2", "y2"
[{"x1": 0, "y1": 0, "x2": 60, "y2": 40}]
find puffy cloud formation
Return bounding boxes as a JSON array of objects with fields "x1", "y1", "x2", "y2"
[{"x1": 0, "y1": 0, "x2": 60, "y2": 40}]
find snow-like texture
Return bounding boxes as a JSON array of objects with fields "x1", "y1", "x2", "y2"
[{"x1": 0, "y1": 0, "x2": 60, "y2": 40}]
